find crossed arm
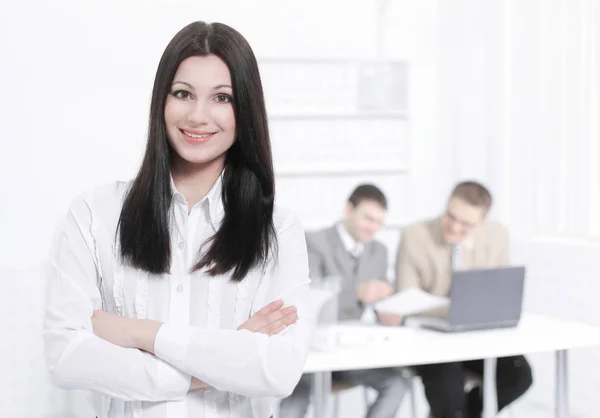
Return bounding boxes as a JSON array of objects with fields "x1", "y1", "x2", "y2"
[{"x1": 43, "y1": 199, "x2": 311, "y2": 401}]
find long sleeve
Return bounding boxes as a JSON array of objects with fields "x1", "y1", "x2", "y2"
[
  {"x1": 43, "y1": 195, "x2": 192, "y2": 401},
  {"x1": 153, "y1": 215, "x2": 311, "y2": 399},
  {"x1": 395, "y1": 232, "x2": 421, "y2": 292}
]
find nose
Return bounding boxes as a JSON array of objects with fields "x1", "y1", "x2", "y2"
[
  {"x1": 450, "y1": 222, "x2": 462, "y2": 233},
  {"x1": 186, "y1": 99, "x2": 210, "y2": 126},
  {"x1": 368, "y1": 220, "x2": 380, "y2": 234}
]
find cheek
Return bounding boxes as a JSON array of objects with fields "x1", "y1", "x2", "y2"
[
  {"x1": 164, "y1": 100, "x2": 185, "y2": 127},
  {"x1": 213, "y1": 106, "x2": 236, "y2": 132},
  {"x1": 442, "y1": 218, "x2": 450, "y2": 230},
  {"x1": 359, "y1": 221, "x2": 371, "y2": 232}
]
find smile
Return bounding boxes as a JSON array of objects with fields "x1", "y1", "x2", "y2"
[{"x1": 181, "y1": 129, "x2": 215, "y2": 143}]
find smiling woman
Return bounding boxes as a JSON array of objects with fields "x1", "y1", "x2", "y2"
[
  {"x1": 165, "y1": 56, "x2": 236, "y2": 166},
  {"x1": 42, "y1": 21, "x2": 310, "y2": 418}
]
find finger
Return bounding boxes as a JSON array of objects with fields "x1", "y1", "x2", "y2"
[
  {"x1": 270, "y1": 312, "x2": 299, "y2": 332},
  {"x1": 237, "y1": 303, "x2": 294, "y2": 332},
  {"x1": 259, "y1": 311, "x2": 298, "y2": 334},
  {"x1": 237, "y1": 301, "x2": 285, "y2": 331},
  {"x1": 281, "y1": 311, "x2": 298, "y2": 326},
  {"x1": 268, "y1": 324, "x2": 287, "y2": 335},
  {"x1": 264, "y1": 305, "x2": 297, "y2": 324},
  {"x1": 255, "y1": 300, "x2": 284, "y2": 317},
  {"x1": 254, "y1": 307, "x2": 295, "y2": 331}
]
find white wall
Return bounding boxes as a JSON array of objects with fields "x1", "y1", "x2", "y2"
[
  {"x1": 0, "y1": 0, "x2": 397, "y2": 269},
  {"x1": 2, "y1": 0, "x2": 600, "y2": 417},
  {"x1": 435, "y1": 0, "x2": 600, "y2": 417}
]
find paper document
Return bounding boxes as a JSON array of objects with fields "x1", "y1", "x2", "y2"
[{"x1": 373, "y1": 288, "x2": 449, "y2": 316}]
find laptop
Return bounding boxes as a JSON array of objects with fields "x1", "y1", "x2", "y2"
[{"x1": 416, "y1": 266, "x2": 526, "y2": 332}]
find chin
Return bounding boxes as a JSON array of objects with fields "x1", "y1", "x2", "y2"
[
  {"x1": 178, "y1": 150, "x2": 227, "y2": 166},
  {"x1": 446, "y1": 237, "x2": 461, "y2": 245}
]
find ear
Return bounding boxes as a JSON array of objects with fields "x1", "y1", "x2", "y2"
[
  {"x1": 344, "y1": 202, "x2": 354, "y2": 218},
  {"x1": 478, "y1": 207, "x2": 489, "y2": 224}
]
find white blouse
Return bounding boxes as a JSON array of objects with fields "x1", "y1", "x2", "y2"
[{"x1": 43, "y1": 174, "x2": 312, "y2": 418}]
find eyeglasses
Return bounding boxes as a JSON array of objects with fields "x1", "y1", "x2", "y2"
[{"x1": 445, "y1": 210, "x2": 478, "y2": 229}]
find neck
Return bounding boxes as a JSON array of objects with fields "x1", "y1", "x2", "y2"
[
  {"x1": 341, "y1": 220, "x2": 357, "y2": 242},
  {"x1": 171, "y1": 155, "x2": 224, "y2": 211}
]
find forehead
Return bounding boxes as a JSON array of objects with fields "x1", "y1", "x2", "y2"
[
  {"x1": 447, "y1": 197, "x2": 485, "y2": 220},
  {"x1": 173, "y1": 54, "x2": 232, "y2": 87},
  {"x1": 353, "y1": 200, "x2": 386, "y2": 216}
]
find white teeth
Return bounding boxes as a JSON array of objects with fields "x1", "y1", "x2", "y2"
[{"x1": 184, "y1": 131, "x2": 211, "y2": 139}]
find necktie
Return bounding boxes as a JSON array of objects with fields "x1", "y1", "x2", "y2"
[
  {"x1": 451, "y1": 244, "x2": 462, "y2": 271},
  {"x1": 349, "y1": 245, "x2": 361, "y2": 275}
]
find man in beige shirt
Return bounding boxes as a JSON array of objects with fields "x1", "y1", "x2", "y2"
[{"x1": 392, "y1": 181, "x2": 532, "y2": 418}]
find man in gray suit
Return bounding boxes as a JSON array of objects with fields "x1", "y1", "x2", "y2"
[{"x1": 279, "y1": 184, "x2": 409, "y2": 418}]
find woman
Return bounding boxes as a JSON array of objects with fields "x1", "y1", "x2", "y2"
[{"x1": 43, "y1": 21, "x2": 311, "y2": 418}]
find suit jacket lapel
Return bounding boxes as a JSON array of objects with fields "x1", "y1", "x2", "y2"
[
  {"x1": 326, "y1": 226, "x2": 355, "y2": 278},
  {"x1": 469, "y1": 226, "x2": 488, "y2": 268}
]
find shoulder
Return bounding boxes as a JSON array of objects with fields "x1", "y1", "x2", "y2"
[
  {"x1": 305, "y1": 227, "x2": 330, "y2": 243},
  {"x1": 271, "y1": 206, "x2": 328, "y2": 248},
  {"x1": 272, "y1": 204, "x2": 305, "y2": 236},
  {"x1": 270, "y1": 206, "x2": 310, "y2": 261},
  {"x1": 402, "y1": 218, "x2": 434, "y2": 242},
  {"x1": 67, "y1": 180, "x2": 131, "y2": 225},
  {"x1": 73, "y1": 180, "x2": 129, "y2": 205},
  {"x1": 481, "y1": 219, "x2": 509, "y2": 243},
  {"x1": 304, "y1": 225, "x2": 336, "y2": 252}
]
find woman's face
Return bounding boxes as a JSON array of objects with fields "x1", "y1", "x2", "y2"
[{"x1": 164, "y1": 54, "x2": 236, "y2": 170}]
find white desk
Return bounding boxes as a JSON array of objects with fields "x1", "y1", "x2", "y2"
[{"x1": 304, "y1": 313, "x2": 600, "y2": 418}]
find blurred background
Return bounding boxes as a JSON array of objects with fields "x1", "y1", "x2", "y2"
[{"x1": 1, "y1": 0, "x2": 599, "y2": 416}]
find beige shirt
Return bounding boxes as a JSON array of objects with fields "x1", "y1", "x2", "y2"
[{"x1": 395, "y1": 216, "x2": 510, "y2": 299}]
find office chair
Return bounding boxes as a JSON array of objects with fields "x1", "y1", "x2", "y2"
[{"x1": 332, "y1": 368, "x2": 419, "y2": 418}]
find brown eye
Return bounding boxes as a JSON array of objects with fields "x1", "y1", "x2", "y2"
[
  {"x1": 172, "y1": 90, "x2": 191, "y2": 99},
  {"x1": 215, "y1": 94, "x2": 232, "y2": 103}
]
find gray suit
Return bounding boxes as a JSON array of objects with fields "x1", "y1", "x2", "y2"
[
  {"x1": 279, "y1": 225, "x2": 409, "y2": 418},
  {"x1": 306, "y1": 225, "x2": 389, "y2": 321}
]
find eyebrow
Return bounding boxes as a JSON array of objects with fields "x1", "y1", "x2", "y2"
[{"x1": 171, "y1": 81, "x2": 232, "y2": 91}]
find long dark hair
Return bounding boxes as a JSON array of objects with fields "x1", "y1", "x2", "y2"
[{"x1": 118, "y1": 21, "x2": 276, "y2": 282}]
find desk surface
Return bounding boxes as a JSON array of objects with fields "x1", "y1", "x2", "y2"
[{"x1": 304, "y1": 313, "x2": 600, "y2": 373}]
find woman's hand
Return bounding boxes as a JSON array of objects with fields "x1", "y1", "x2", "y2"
[
  {"x1": 92, "y1": 300, "x2": 297, "y2": 392},
  {"x1": 237, "y1": 299, "x2": 298, "y2": 335},
  {"x1": 188, "y1": 300, "x2": 297, "y2": 392}
]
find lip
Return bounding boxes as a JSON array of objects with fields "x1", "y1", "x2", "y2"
[{"x1": 180, "y1": 128, "x2": 216, "y2": 144}]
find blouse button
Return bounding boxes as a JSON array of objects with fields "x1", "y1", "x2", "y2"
[
  {"x1": 178, "y1": 241, "x2": 185, "y2": 250},
  {"x1": 176, "y1": 285, "x2": 184, "y2": 293}
]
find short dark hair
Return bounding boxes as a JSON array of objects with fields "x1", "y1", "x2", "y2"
[
  {"x1": 450, "y1": 181, "x2": 492, "y2": 210},
  {"x1": 118, "y1": 21, "x2": 276, "y2": 282},
  {"x1": 348, "y1": 184, "x2": 387, "y2": 210}
]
